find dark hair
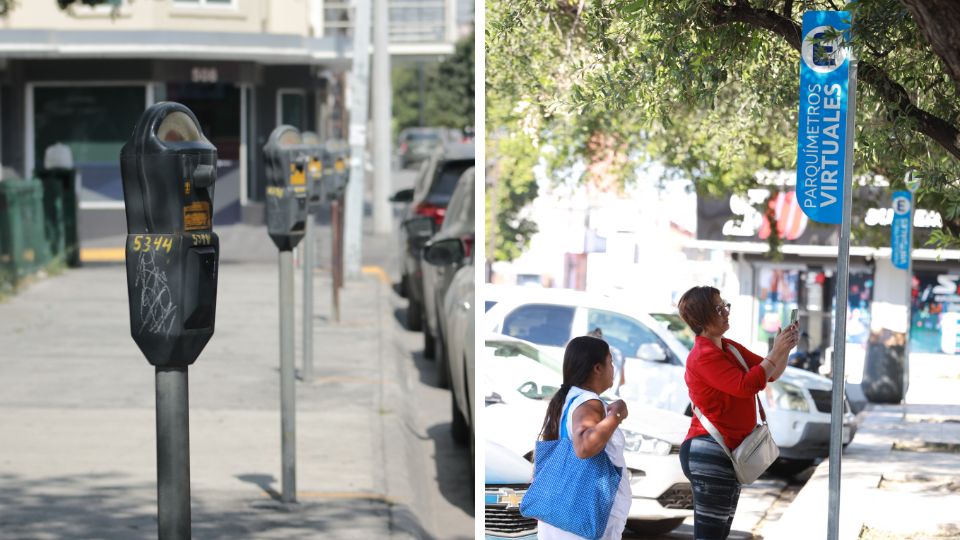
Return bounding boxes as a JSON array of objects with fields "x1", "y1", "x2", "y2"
[
  {"x1": 678, "y1": 285, "x2": 721, "y2": 335},
  {"x1": 540, "y1": 336, "x2": 610, "y2": 441}
]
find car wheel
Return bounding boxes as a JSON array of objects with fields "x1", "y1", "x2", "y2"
[
  {"x1": 625, "y1": 517, "x2": 685, "y2": 535},
  {"x1": 768, "y1": 457, "x2": 816, "y2": 478},
  {"x1": 434, "y1": 334, "x2": 449, "y2": 388},
  {"x1": 405, "y1": 299, "x2": 423, "y2": 331},
  {"x1": 424, "y1": 327, "x2": 435, "y2": 359},
  {"x1": 451, "y1": 388, "x2": 468, "y2": 446}
]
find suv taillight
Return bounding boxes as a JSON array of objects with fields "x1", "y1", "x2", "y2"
[
  {"x1": 462, "y1": 235, "x2": 474, "y2": 259},
  {"x1": 415, "y1": 203, "x2": 446, "y2": 226}
]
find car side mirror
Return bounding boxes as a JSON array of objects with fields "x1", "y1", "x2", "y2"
[
  {"x1": 389, "y1": 188, "x2": 414, "y2": 203},
  {"x1": 402, "y1": 216, "x2": 435, "y2": 238},
  {"x1": 423, "y1": 238, "x2": 464, "y2": 266},
  {"x1": 636, "y1": 343, "x2": 668, "y2": 362}
]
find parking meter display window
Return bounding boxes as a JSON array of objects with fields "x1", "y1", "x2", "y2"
[{"x1": 120, "y1": 102, "x2": 219, "y2": 367}]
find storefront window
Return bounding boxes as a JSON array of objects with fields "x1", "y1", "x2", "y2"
[
  {"x1": 33, "y1": 85, "x2": 146, "y2": 205},
  {"x1": 756, "y1": 268, "x2": 800, "y2": 344},
  {"x1": 911, "y1": 271, "x2": 960, "y2": 354}
]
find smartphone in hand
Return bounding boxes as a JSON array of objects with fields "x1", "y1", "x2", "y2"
[{"x1": 789, "y1": 308, "x2": 799, "y2": 326}]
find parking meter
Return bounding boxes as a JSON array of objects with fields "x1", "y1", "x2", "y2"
[
  {"x1": 120, "y1": 102, "x2": 219, "y2": 368},
  {"x1": 264, "y1": 126, "x2": 310, "y2": 251},
  {"x1": 324, "y1": 140, "x2": 350, "y2": 201},
  {"x1": 301, "y1": 131, "x2": 327, "y2": 204}
]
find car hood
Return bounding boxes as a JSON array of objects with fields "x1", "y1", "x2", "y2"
[
  {"x1": 618, "y1": 402, "x2": 689, "y2": 445},
  {"x1": 779, "y1": 365, "x2": 833, "y2": 391},
  {"x1": 486, "y1": 440, "x2": 533, "y2": 485}
]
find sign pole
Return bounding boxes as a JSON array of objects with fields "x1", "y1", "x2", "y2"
[
  {"x1": 902, "y1": 172, "x2": 918, "y2": 418},
  {"x1": 827, "y1": 32, "x2": 857, "y2": 540}
]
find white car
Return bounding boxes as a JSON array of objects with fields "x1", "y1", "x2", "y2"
[
  {"x1": 484, "y1": 335, "x2": 694, "y2": 536},
  {"x1": 484, "y1": 286, "x2": 858, "y2": 470}
]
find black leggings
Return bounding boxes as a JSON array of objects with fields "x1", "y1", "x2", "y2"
[{"x1": 679, "y1": 435, "x2": 742, "y2": 540}]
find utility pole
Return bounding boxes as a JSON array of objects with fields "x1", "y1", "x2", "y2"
[{"x1": 344, "y1": 0, "x2": 371, "y2": 277}]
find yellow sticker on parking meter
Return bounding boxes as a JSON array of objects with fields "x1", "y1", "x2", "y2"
[
  {"x1": 309, "y1": 160, "x2": 323, "y2": 175},
  {"x1": 184, "y1": 201, "x2": 211, "y2": 231},
  {"x1": 335, "y1": 159, "x2": 345, "y2": 172},
  {"x1": 290, "y1": 164, "x2": 306, "y2": 185}
]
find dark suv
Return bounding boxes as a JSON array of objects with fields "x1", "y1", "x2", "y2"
[{"x1": 391, "y1": 142, "x2": 475, "y2": 333}]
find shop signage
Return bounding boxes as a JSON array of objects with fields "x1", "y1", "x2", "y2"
[
  {"x1": 891, "y1": 191, "x2": 912, "y2": 269},
  {"x1": 796, "y1": 11, "x2": 851, "y2": 224}
]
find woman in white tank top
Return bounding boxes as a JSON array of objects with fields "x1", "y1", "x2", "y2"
[{"x1": 535, "y1": 336, "x2": 632, "y2": 540}]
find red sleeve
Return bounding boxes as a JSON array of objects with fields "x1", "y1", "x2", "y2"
[{"x1": 691, "y1": 343, "x2": 767, "y2": 398}]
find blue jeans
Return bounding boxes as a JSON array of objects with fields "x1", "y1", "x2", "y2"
[{"x1": 679, "y1": 435, "x2": 742, "y2": 539}]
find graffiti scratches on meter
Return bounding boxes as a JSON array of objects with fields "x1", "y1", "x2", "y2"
[{"x1": 135, "y1": 249, "x2": 177, "y2": 337}]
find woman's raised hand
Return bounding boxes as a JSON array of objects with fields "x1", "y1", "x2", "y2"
[
  {"x1": 773, "y1": 321, "x2": 801, "y2": 353},
  {"x1": 607, "y1": 400, "x2": 629, "y2": 423}
]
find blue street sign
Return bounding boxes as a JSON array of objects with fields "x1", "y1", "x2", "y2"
[
  {"x1": 892, "y1": 190, "x2": 912, "y2": 270},
  {"x1": 797, "y1": 11, "x2": 851, "y2": 225}
]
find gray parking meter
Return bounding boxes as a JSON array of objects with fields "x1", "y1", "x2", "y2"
[
  {"x1": 323, "y1": 140, "x2": 350, "y2": 201},
  {"x1": 264, "y1": 126, "x2": 310, "y2": 251},
  {"x1": 120, "y1": 102, "x2": 219, "y2": 368},
  {"x1": 120, "y1": 101, "x2": 218, "y2": 540},
  {"x1": 301, "y1": 131, "x2": 327, "y2": 204}
]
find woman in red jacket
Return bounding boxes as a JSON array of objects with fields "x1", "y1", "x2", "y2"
[{"x1": 677, "y1": 286, "x2": 798, "y2": 539}]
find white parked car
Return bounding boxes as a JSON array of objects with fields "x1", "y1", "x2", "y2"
[
  {"x1": 485, "y1": 440, "x2": 537, "y2": 540},
  {"x1": 484, "y1": 335, "x2": 694, "y2": 536},
  {"x1": 484, "y1": 286, "x2": 858, "y2": 471},
  {"x1": 439, "y1": 261, "x2": 475, "y2": 460}
]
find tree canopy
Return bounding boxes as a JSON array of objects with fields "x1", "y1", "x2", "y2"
[
  {"x1": 393, "y1": 34, "x2": 475, "y2": 135},
  {"x1": 486, "y1": 0, "x2": 960, "y2": 259}
]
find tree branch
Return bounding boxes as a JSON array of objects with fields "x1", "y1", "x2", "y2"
[
  {"x1": 707, "y1": 2, "x2": 960, "y2": 161},
  {"x1": 782, "y1": 0, "x2": 793, "y2": 20}
]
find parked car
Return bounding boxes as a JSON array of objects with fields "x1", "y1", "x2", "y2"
[
  {"x1": 397, "y1": 127, "x2": 452, "y2": 169},
  {"x1": 390, "y1": 143, "x2": 474, "y2": 333},
  {"x1": 485, "y1": 440, "x2": 537, "y2": 540},
  {"x1": 422, "y1": 167, "x2": 474, "y2": 387},
  {"x1": 484, "y1": 334, "x2": 694, "y2": 536},
  {"x1": 439, "y1": 261, "x2": 475, "y2": 456},
  {"x1": 484, "y1": 286, "x2": 859, "y2": 471}
]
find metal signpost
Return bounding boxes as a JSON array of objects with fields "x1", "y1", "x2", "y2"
[
  {"x1": 345, "y1": 0, "x2": 371, "y2": 277},
  {"x1": 263, "y1": 125, "x2": 310, "y2": 503},
  {"x1": 120, "y1": 102, "x2": 220, "y2": 539},
  {"x1": 893, "y1": 171, "x2": 919, "y2": 417},
  {"x1": 796, "y1": 11, "x2": 856, "y2": 540}
]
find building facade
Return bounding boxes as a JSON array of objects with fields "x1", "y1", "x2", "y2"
[{"x1": 0, "y1": 0, "x2": 470, "y2": 241}]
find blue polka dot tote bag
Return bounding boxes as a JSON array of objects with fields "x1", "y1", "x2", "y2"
[{"x1": 519, "y1": 395, "x2": 623, "y2": 540}]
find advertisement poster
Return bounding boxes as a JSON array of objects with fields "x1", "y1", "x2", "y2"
[
  {"x1": 833, "y1": 272, "x2": 874, "y2": 346},
  {"x1": 911, "y1": 271, "x2": 960, "y2": 354}
]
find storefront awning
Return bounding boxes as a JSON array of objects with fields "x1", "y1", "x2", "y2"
[{"x1": 0, "y1": 29, "x2": 454, "y2": 65}]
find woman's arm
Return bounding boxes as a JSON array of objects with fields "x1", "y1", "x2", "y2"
[{"x1": 570, "y1": 400, "x2": 624, "y2": 459}]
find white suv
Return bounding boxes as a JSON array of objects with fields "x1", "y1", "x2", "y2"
[{"x1": 484, "y1": 286, "x2": 858, "y2": 469}]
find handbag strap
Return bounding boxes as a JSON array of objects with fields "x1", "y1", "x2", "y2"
[
  {"x1": 558, "y1": 393, "x2": 579, "y2": 440},
  {"x1": 725, "y1": 343, "x2": 768, "y2": 423}
]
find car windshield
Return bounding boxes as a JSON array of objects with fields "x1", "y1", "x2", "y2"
[
  {"x1": 426, "y1": 159, "x2": 473, "y2": 205},
  {"x1": 405, "y1": 132, "x2": 440, "y2": 141},
  {"x1": 485, "y1": 339, "x2": 563, "y2": 400},
  {"x1": 651, "y1": 313, "x2": 696, "y2": 350}
]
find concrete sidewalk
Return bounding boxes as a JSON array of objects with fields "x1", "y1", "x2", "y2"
[
  {"x1": 763, "y1": 356, "x2": 960, "y2": 539},
  {"x1": 0, "y1": 231, "x2": 472, "y2": 539}
]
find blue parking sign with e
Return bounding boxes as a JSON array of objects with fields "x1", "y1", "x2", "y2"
[
  {"x1": 892, "y1": 191, "x2": 912, "y2": 270},
  {"x1": 796, "y1": 11, "x2": 851, "y2": 225}
]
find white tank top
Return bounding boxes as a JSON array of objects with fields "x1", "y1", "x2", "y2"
[{"x1": 537, "y1": 386, "x2": 632, "y2": 540}]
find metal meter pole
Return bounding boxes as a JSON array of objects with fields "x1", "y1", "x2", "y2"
[
  {"x1": 903, "y1": 171, "x2": 919, "y2": 417},
  {"x1": 279, "y1": 250, "x2": 297, "y2": 502},
  {"x1": 156, "y1": 367, "x2": 191, "y2": 539},
  {"x1": 302, "y1": 211, "x2": 315, "y2": 382}
]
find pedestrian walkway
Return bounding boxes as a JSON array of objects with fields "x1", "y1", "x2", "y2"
[{"x1": 763, "y1": 356, "x2": 960, "y2": 539}]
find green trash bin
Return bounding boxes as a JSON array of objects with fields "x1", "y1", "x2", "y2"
[
  {"x1": 37, "y1": 168, "x2": 80, "y2": 267},
  {"x1": 0, "y1": 178, "x2": 49, "y2": 287}
]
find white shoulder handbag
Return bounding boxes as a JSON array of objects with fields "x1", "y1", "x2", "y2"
[{"x1": 692, "y1": 344, "x2": 780, "y2": 484}]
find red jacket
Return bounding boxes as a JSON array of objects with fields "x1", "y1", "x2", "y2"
[{"x1": 684, "y1": 336, "x2": 768, "y2": 450}]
